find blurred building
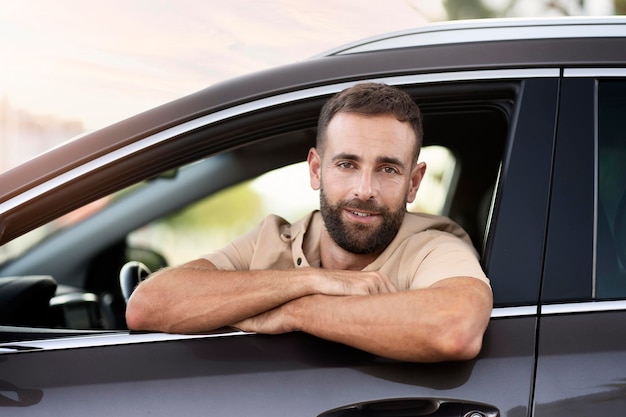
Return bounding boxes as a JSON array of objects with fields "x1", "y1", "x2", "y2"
[{"x1": 0, "y1": 96, "x2": 84, "y2": 173}]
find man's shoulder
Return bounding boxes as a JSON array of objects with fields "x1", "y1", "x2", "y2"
[
  {"x1": 257, "y1": 211, "x2": 320, "y2": 238},
  {"x1": 401, "y1": 212, "x2": 471, "y2": 242}
]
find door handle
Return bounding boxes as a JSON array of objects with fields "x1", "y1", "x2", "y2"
[{"x1": 317, "y1": 398, "x2": 499, "y2": 417}]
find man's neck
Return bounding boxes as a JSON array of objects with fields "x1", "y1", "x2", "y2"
[{"x1": 319, "y1": 231, "x2": 379, "y2": 271}]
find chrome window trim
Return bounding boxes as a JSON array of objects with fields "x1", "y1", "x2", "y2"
[
  {"x1": 489, "y1": 299, "x2": 626, "y2": 318},
  {"x1": 3, "y1": 300, "x2": 624, "y2": 354},
  {"x1": 593, "y1": 78, "x2": 600, "y2": 298},
  {"x1": 541, "y1": 299, "x2": 626, "y2": 315},
  {"x1": 0, "y1": 68, "x2": 558, "y2": 218},
  {"x1": 490, "y1": 305, "x2": 537, "y2": 318},
  {"x1": 564, "y1": 68, "x2": 626, "y2": 77},
  {"x1": 0, "y1": 329, "x2": 248, "y2": 354}
]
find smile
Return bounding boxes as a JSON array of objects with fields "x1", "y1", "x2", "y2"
[{"x1": 347, "y1": 209, "x2": 379, "y2": 219}]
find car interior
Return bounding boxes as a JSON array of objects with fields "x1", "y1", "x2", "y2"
[{"x1": 0, "y1": 82, "x2": 513, "y2": 340}]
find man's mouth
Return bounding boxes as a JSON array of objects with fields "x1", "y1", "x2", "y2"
[
  {"x1": 350, "y1": 210, "x2": 374, "y2": 217},
  {"x1": 346, "y1": 208, "x2": 380, "y2": 220}
]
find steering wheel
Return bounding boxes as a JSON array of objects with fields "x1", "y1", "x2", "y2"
[{"x1": 119, "y1": 261, "x2": 152, "y2": 303}]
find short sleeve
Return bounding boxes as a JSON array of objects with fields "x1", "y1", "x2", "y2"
[
  {"x1": 201, "y1": 214, "x2": 297, "y2": 271},
  {"x1": 408, "y1": 231, "x2": 489, "y2": 289}
]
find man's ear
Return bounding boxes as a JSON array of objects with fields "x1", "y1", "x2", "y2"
[
  {"x1": 406, "y1": 161, "x2": 426, "y2": 204},
  {"x1": 308, "y1": 147, "x2": 322, "y2": 190}
]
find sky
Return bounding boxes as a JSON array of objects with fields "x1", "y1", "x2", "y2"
[
  {"x1": 0, "y1": 1, "x2": 446, "y2": 132},
  {"x1": 0, "y1": 0, "x2": 615, "y2": 166}
]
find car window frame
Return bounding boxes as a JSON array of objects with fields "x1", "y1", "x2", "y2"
[
  {"x1": 541, "y1": 70, "x2": 626, "y2": 311},
  {"x1": 0, "y1": 68, "x2": 559, "y2": 339},
  {"x1": 540, "y1": 76, "x2": 596, "y2": 302}
]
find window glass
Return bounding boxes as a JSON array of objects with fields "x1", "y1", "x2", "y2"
[
  {"x1": 596, "y1": 81, "x2": 626, "y2": 298},
  {"x1": 0, "y1": 196, "x2": 116, "y2": 266},
  {"x1": 127, "y1": 146, "x2": 457, "y2": 266}
]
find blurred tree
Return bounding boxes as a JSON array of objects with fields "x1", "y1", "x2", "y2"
[
  {"x1": 442, "y1": 0, "x2": 515, "y2": 19},
  {"x1": 164, "y1": 180, "x2": 263, "y2": 231},
  {"x1": 443, "y1": 0, "x2": 622, "y2": 19}
]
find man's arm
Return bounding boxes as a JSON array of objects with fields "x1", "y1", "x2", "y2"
[
  {"x1": 234, "y1": 276, "x2": 492, "y2": 362},
  {"x1": 125, "y1": 258, "x2": 397, "y2": 333}
]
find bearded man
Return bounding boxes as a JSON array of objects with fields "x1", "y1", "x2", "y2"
[{"x1": 126, "y1": 83, "x2": 493, "y2": 363}]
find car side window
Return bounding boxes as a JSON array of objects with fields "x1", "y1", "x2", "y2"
[{"x1": 596, "y1": 80, "x2": 626, "y2": 298}]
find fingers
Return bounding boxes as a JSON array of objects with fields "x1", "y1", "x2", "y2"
[
  {"x1": 232, "y1": 306, "x2": 294, "y2": 334},
  {"x1": 381, "y1": 275, "x2": 399, "y2": 294},
  {"x1": 316, "y1": 270, "x2": 397, "y2": 296},
  {"x1": 356, "y1": 271, "x2": 398, "y2": 295},
  {"x1": 369, "y1": 271, "x2": 398, "y2": 294}
]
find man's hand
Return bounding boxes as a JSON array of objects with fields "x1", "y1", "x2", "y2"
[
  {"x1": 233, "y1": 304, "x2": 295, "y2": 334},
  {"x1": 309, "y1": 269, "x2": 398, "y2": 296},
  {"x1": 234, "y1": 269, "x2": 397, "y2": 334}
]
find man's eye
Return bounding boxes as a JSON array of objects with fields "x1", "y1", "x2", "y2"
[
  {"x1": 382, "y1": 166, "x2": 399, "y2": 174},
  {"x1": 338, "y1": 162, "x2": 354, "y2": 169}
]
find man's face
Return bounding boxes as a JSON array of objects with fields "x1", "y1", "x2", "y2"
[{"x1": 308, "y1": 112, "x2": 426, "y2": 255}]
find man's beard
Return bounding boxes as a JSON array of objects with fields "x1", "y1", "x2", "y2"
[{"x1": 319, "y1": 188, "x2": 406, "y2": 255}]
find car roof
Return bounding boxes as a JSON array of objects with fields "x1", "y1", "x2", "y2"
[{"x1": 321, "y1": 16, "x2": 626, "y2": 55}]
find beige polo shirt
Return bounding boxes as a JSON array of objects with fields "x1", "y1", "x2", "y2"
[{"x1": 203, "y1": 211, "x2": 489, "y2": 290}]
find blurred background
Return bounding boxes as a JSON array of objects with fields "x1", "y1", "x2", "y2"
[{"x1": 0, "y1": 0, "x2": 621, "y2": 172}]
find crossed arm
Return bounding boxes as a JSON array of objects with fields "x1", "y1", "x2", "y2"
[{"x1": 125, "y1": 258, "x2": 492, "y2": 362}]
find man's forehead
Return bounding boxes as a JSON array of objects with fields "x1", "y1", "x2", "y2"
[{"x1": 324, "y1": 113, "x2": 415, "y2": 162}]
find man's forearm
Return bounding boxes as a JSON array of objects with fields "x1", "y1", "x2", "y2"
[
  {"x1": 126, "y1": 260, "x2": 318, "y2": 333},
  {"x1": 283, "y1": 276, "x2": 492, "y2": 362},
  {"x1": 126, "y1": 259, "x2": 398, "y2": 333}
]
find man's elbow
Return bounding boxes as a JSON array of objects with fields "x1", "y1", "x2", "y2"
[
  {"x1": 433, "y1": 314, "x2": 489, "y2": 361},
  {"x1": 125, "y1": 304, "x2": 145, "y2": 331},
  {"x1": 437, "y1": 329, "x2": 485, "y2": 361},
  {"x1": 435, "y1": 279, "x2": 492, "y2": 361},
  {"x1": 125, "y1": 287, "x2": 158, "y2": 331}
]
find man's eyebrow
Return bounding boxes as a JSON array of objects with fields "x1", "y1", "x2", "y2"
[
  {"x1": 377, "y1": 155, "x2": 405, "y2": 168},
  {"x1": 332, "y1": 152, "x2": 361, "y2": 162},
  {"x1": 331, "y1": 153, "x2": 406, "y2": 169}
]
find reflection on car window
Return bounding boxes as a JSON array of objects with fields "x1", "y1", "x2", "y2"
[
  {"x1": 127, "y1": 146, "x2": 457, "y2": 266},
  {"x1": 0, "y1": 197, "x2": 113, "y2": 266},
  {"x1": 596, "y1": 81, "x2": 626, "y2": 298}
]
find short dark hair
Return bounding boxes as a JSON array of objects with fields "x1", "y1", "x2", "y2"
[{"x1": 316, "y1": 83, "x2": 423, "y2": 160}]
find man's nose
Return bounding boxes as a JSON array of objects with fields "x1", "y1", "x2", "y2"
[{"x1": 354, "y1": 170, "x2": 377, "y2": 200}]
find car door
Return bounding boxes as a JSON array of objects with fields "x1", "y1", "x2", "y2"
[
  {"x1": 0, "y1": 71, "x2": 558, "y2": 417},
  {"x1": 534, "y1": 73, "x2": 626, "y2": 415}
]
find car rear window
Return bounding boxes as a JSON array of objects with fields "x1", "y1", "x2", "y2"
[{"x1": 596, "y1": 80, "x2": 626, "y2": 298}]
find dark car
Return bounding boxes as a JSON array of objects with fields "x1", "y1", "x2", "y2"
[{"x1": 1, "y1": 16, "x2": 626, "y2": 416}]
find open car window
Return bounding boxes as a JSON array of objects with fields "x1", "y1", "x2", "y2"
[{"x1": 0, "y1": 84, "x2": 510, "y2": 340}]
